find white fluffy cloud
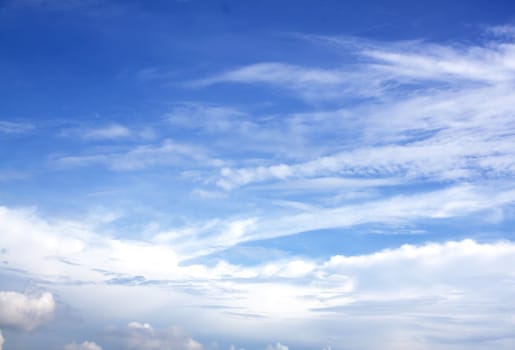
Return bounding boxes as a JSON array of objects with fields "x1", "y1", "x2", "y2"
[
  {"x1": 64, "y1": 341, "x2": 103, "y2": 350},
  {"x1": 0, "y1": 330, "x2": 4, "y2": 350},
  {"x1": 105, "y1": 322, "x2": 203, "y2": 350},
  {"x1": 0, "y1": 291, "x2": 55, "y2": 331}
]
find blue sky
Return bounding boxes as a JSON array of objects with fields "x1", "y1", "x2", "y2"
[{"x1": 2, "y1": 1, "x2": 515, "y2": 349}]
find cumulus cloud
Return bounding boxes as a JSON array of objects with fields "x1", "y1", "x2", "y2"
[
  {"x1": 64, "y1": 341, "x2": 103, "y2": 350},
  {"x1": 0, "y1": 330, "x2": 4, "y2": 350},
  {"x1": 105, "y1": 322, "x2": 203, "y2": 350},
  {"x1": 265, "y1": 343, "x2": 288, "y2": 350},
  {"x1": 0, "y1": 291, "x2": 55, "y2": 331}
]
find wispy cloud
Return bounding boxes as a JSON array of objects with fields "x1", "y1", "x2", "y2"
[
  {"x1": 192, "y1": 31, "x2": 515, "y2": 100},
  {"x1": 0, "y1": 121, "x2": 34, "y2": 134},
  {"x1": 166, "y1": 103, "x2": 249, "y2": 133},
  {"x1": 55, "y1": 139, "x2": 223, "y2": 171},
  {"x1": 190, "y1": 62, "x2": 374, "y2": 100},
  {"x1": 192, "y1": 62, "x2": 346, "y2": 87},
  {"x1": 165, "y1": 103, "x2": 315, "y2": 158},
  {"x1": 204, "y1": 35, "x2": 515, "y2": 191},
  {"x1": 60, "y1": 123, "x2": 157, "y2": 141},
  {"x1": 81, "y1": 124, "x2": 131, "y2": 140},
  {"x1": 2, "y1": 182, "x2": 514, "y2": 275},
  {"x1": 203, "y1": 184, "x2": 515, "y2": 253}
]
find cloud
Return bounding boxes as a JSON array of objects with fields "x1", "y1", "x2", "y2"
[
  {"x1": 165, "y1": 103, "x2": 310, "y2": 158},
  {"x1": 184, "y1": 184, "x2": 515, "y2": 253},
  {"x1": 82, "y1": 124, "x2": 131, "y2": 139},
  {"x1": 195, "y1": 30, "x2": 515, "y2": 99},
  {"x1": 0, "y1": 121, "x2": 33, "y2": 134},
  {"x1": 3, "y1": 26, "x2": 515, "y2": 349},
  {"x1": 0, "y1": 291, "x2": 56, "y2": 331},
  {"x1": 489, "y1": 24, "x2": 515, "y2": 38},
  {"x1": 166, "y1": 103, "x2": 248, "y2": 132},
  {"x1": 2, "y1": 181, "x2": 515, "y2": 276},
  {"x1": 60, "y1": 123, "x2": 158, "y2": 141},
  {"x1": 192, "y1": 62, "x2": 345, "y2": 88},
  {"x1": 180, "y1": 239, "x2": 515, "y2": 348},
  {"x1": 265, "y1": 343, "x2": 288, "y2": 350},
  {"x1": 105, "y1": 322, "x2": 202, "y2": 350},
  {"x1": 3, "y1": 200, "x2": 515, "y2": 348},
  {"x1": 56, "y1": 139, "x2": 223, "y2": 170},
  {"x1": 64, "y1": 341, "x2": 103, "y2": 350},
  {"x1": 45, "y1": 29, "x2": 515, "y2": 189},
  {"x1": 184, "y1": 30, "x2": 515, "y2": 201},
  {"x1": 215, "y1": 82, "x2": 515, "y2": 190},
  {"x1": 0, "y1": 330, "x2": 4, "y2": 350},
  {"x1": 359, "y1": 39, "x2": 515, "y2": 84},
  {"x1": 190, "y1": 62, "x2": 357, "y2": 100},
  {"x1": 228, "y1": 345, "x2": 245, "y2": 350}
]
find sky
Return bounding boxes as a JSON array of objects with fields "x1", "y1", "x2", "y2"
[{"x1": 1, "y1": 0, "x2": 515, "y2": 349}]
